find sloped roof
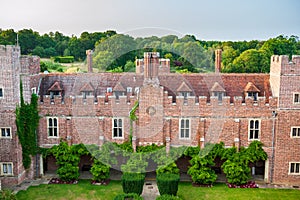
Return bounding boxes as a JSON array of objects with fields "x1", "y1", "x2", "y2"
[
  {"x1": 47, "y1": 81, "x2": 62, "y2": 91},
  {"x1": 244, "y1": 82, "x2": 260, "y2": 92},
  {"x1": 38, "y1": 72, "x2": 271, "y2": 102},
  {"x1": 113, "y1": 82, "x2": 126, "y2": 92},
  {"x1": 210, "y1": 82, "x2": 226, "y2": 92},
  {"x1": 177, "y1": 81, "x2": 192, "y2": 92},
  {"x1": 80, "y1": 82, "x2": 94, "y2": 92}
]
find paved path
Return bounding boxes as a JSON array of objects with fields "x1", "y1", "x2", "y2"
[{"x1": 142, "y1": 181, "x2": 160, "y2": 200}]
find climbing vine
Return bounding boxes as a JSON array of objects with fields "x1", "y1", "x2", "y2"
[{"x1": 16, "y1": 81, "x2": 40, "y2": 169}]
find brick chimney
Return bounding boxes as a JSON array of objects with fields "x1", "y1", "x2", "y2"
[
  {"x1": 215, "y1": 49, "x2": 222, "y2": 73},
  {"x1": 143, "y1": 52, "x2": 160, "y2": 86},
  {"x1": 86, "y1": 50, "x2": 93, "y2": 73}
]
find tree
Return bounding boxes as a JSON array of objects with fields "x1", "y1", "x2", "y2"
[
  {"x1": 18, "y1": 29, "x2": 39, "y2": 54},
  {"x1": 93, "y1": 50, "x2": 115, "y2": 71}
]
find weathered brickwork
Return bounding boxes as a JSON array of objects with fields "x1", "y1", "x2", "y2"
[{"x1": 1, "y1": 45, "x2": 300, "y2": 187}]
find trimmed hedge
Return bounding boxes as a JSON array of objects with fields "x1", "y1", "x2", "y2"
[
  {"x1": 121, "y1": 173, "x2": 145, "y2": 195},
  {"x1": 156, "y1": 173, "x2": 180, "y2": 196},
  {"x1": 114, "y1": 193, "x2": 144, "y2": 200},
  {"x1": 53, "y1": 56, "x2": 74, "y2": 63}
]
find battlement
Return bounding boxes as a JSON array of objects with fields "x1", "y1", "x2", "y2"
[
  {"x1": 270, "y1": 55, "x2": 300, "y2": 75},
  {"x1": 0, "y1": 45, "x2": 20, "y2": 57}
]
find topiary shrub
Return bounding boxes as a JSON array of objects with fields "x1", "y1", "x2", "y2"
[
  {"x1": 156, "y1": 194, "x2": 183, "y2": 200},
  {"x1": 90, "y1": 159, "x2": 110, "y2": 182},
  {"x1": 114, "y1": 193, "x2": 144, "y2": 200},
  {"x1": 121, "y1": 173, "x2": 145, "y2": 195},
  {"x1": 156, "y1": 173, "x2": 180, "y2": 196},
  {"x1": 0, "y1": 189, "x2": 16, "y2": 200}
]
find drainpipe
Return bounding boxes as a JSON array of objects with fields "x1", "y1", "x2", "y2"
[{"x1": 270, "y1": 111, "x2": 277, "y2": 183}]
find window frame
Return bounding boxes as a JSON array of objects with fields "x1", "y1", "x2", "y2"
[
  {"x1": 0, "y1": 162, "x2": 13, "y2": 176},
  {"x1": 291, "y1": 127, "x2": 300, "y2": 138},
  {"x1": 293, "y1": 93, "x2": 300, "y2": 104},
  {"x1": 112, "y1": 117, "x2": 124, "y2": 139},
  {"x1": 248, "y1": 119, "x2": 260, "y2": 140},
  {"x1": 47, "y1": 117, "x2": 59, "y2": 138},
  {"x1": 0, "y1": 127, "x2": 12, "y2": 139},
  {"x1": 289, "y1": 162, "x2": 300, "y2": 175},
  {"x1": 179, "y1": 118, "x2": 191, "y2": 139}
]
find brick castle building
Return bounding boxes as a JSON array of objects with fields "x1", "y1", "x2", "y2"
[{"x1": 0, "y1": 45, "x2": 299, "y2": 188}]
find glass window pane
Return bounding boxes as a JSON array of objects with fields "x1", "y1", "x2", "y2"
[
  {"x1": 54, "y1": 128, "x2": 57, "y2": 136},
  {"x1": 49, "y1": 128, "x2": 53, "y2": 136},
  {"x1": 255, "y1": 130, "x2": 259, "y2": 139},
  {"x1": 54, "y1": 118, "x2": 57, "y2": 126},
  {"x1": 291, "y1": 163, "x2": 295, "y2": 173},
  {"x1": 255, "y1": 121, "x2": 259, "y2": 129},
  {"x1": 250, "y1": 120, "x2": 254, "y2": 129},
  {"x1": 3, "y1": 164, "x2": 7, "y2": 173},
  {"x1": 292, "y1": 128, "x2": 297, "y2": 137},
  {"x1": 7, "y1": 164, "x2": 12, "y2": 174},
  {"x1": 296, "y1": 163, "x2": 300, "y2": 173},
  {"x1": 49, "y1": 118, "x2": 52, "y2": 126},
  {"x1": 181, "y1": 119, "x2": 184, "y2": 127},
  {"x1": 185, "y1": 129, "x2": 189, "y2": 138},
  {"x1": 113, "y1": 128, "x2": 118, "y2": 137},
  {"x1": 114, "y1": 119, "x2": 117, "y2": 127},
  {"x1": 7, "y1": 128, "x2": 10, "y2": 136},
  {"x1": 118, "y1": 128, "x2": 122, "y2": 137},
  {"x1": 185, "y1": 119, "x2": 189, "y2": 127},
  {"x1": 297, "y1": 128, "x2": 300, "y2": 137},
  {"x1": 118, "y1": 119, "x2": 122, "y2": 127},
  {"x1": 1, "y1": 128, "x2": 5, "y2": 137},
  {"x1": 249, "y1": 130, "x2": 253, "y2": 139},
  {"x1": 180, "y1": 129, "x2": 184, "y2": 138}
]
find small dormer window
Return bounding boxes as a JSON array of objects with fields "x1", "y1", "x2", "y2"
[
  {"x1": 247, "y1": 92, "x2": 258, "y2": 101},
  {"x1": 127, "y1": 87, "x2": 132, "y2": 93},
  {"x1": 107, "y1": 88, "x2": 112, "y2": 93},
  {"x1": 180, "y1": 92, "x2": 190, "y2": 99},
  {"x1": 114, "y1": 91, "x2": 125, "y2": 99},
  {"x1": 213, "y1": 92, "x2": 225, "y2": 101},
  {"x1": 50, "y1": 91, "x2": 60, "y2": 99},
  {"x1": 82, "y1": 91, "x2": 92, "y2": 99}
]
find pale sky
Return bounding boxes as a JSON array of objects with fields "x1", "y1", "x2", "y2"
[{"x1": 1, "y1": 0, "x2": 299, "y2": 41}]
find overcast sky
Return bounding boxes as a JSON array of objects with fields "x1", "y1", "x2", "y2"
[{"x1": 1, "y1": 0, "x2": 299, "y2": 41}]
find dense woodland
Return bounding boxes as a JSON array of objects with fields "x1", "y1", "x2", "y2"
[{"x1": 0, "y1": 28, "x2": 299, "y2": 73}]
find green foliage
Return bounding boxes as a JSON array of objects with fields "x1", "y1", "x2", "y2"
[
  {"x1": 156, "y1": 195, "x2": 183, "y2": 200},
  {"x1": 184, "y1": 146, "x2": 200, "y2": 157},
  {"x1": 16, "y1": 81, "x2": 40, "y2": 169},
  {"x1": 40, "y1": 61, "x2": 64, "y2": 72},
  {"x1": 121, "y1": 173, "x2": 145, "y2": 195},
  {"x1": 221, "y1": 141, "x2": 267, "y2": 185},
  {"x1": 156, "y1": 162, "x2": 180, "y2": 175},
  {"x1": 156, "y1": 173, "x2": 180, "y2": 196},
  {"x1": 114, "y1": 193, "x2": 144, "y2": 200},
  {"x1": 188, "y1": 144, "x2": 217, "y2": 185},
  {"x1": 51, "y1": 141, "x2": 88, "y2": 181},
  {"x1": 222, "y1": 154, "x2": 251, "y2": 185},
  {"x1": 53, "y1": 56, "x2": 74, "y2": 63},
  {"x1": 90, "y1": 159, "x2": 110, "y2": 181},
  {"x1": 136, "y1": 143, "x2": 163, "y2": 153},
  {"x1": 121, "y1": 153, "x2": 148, "y2": 173},
  {"x1": 0, "y1": 190, "x2": 16, "y2": 200}
]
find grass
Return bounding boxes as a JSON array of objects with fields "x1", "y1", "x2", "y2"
[{"x1": 16, "y1": 180, "x2": 300, "y2": 200}]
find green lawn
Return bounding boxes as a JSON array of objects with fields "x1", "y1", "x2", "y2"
[{"x1": 16, "y1": 180, "x2": 300, "y2": 200}]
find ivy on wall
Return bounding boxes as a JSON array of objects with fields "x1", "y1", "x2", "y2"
[{"x1": 16, "y1": 81, "x2": 40, "y2": 169}]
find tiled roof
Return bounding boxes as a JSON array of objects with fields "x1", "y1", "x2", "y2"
[
  {"x1": 80, "y1": 82, "x2": 94, "y2": 92},
  {"x1": 47, "y1": 81, "x2": 62, "y2": 91},
  {"x1": 38, "y1": 72, "x2": 271, "y2": 102},
  {"x1": 210, "y1": 82, "x2": 226, "y2": 92},
  {"x1": 177, "y1": 81, "x2": 193, "y2": 92},
  {"x1": 244, "y1": 82, "x2": 260, "y2": 92}
]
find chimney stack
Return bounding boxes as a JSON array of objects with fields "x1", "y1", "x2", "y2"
[
  {"x1": 86, "y1": 50, "x2": 93, "y2": 73},
  {"x1": 215, "y1": 49, "x2": 222, "y2": 73},
  {"x1": 143, "y1": 52, "x2": 160, "y2": 86}
]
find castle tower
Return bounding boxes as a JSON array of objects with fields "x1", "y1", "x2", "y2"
[
  {"x1": 86, "y1": 50, "x2": 93, "y2": 73},
  {"x1": 215, "y1": 49, "x2": 222, "y2": 73}
]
